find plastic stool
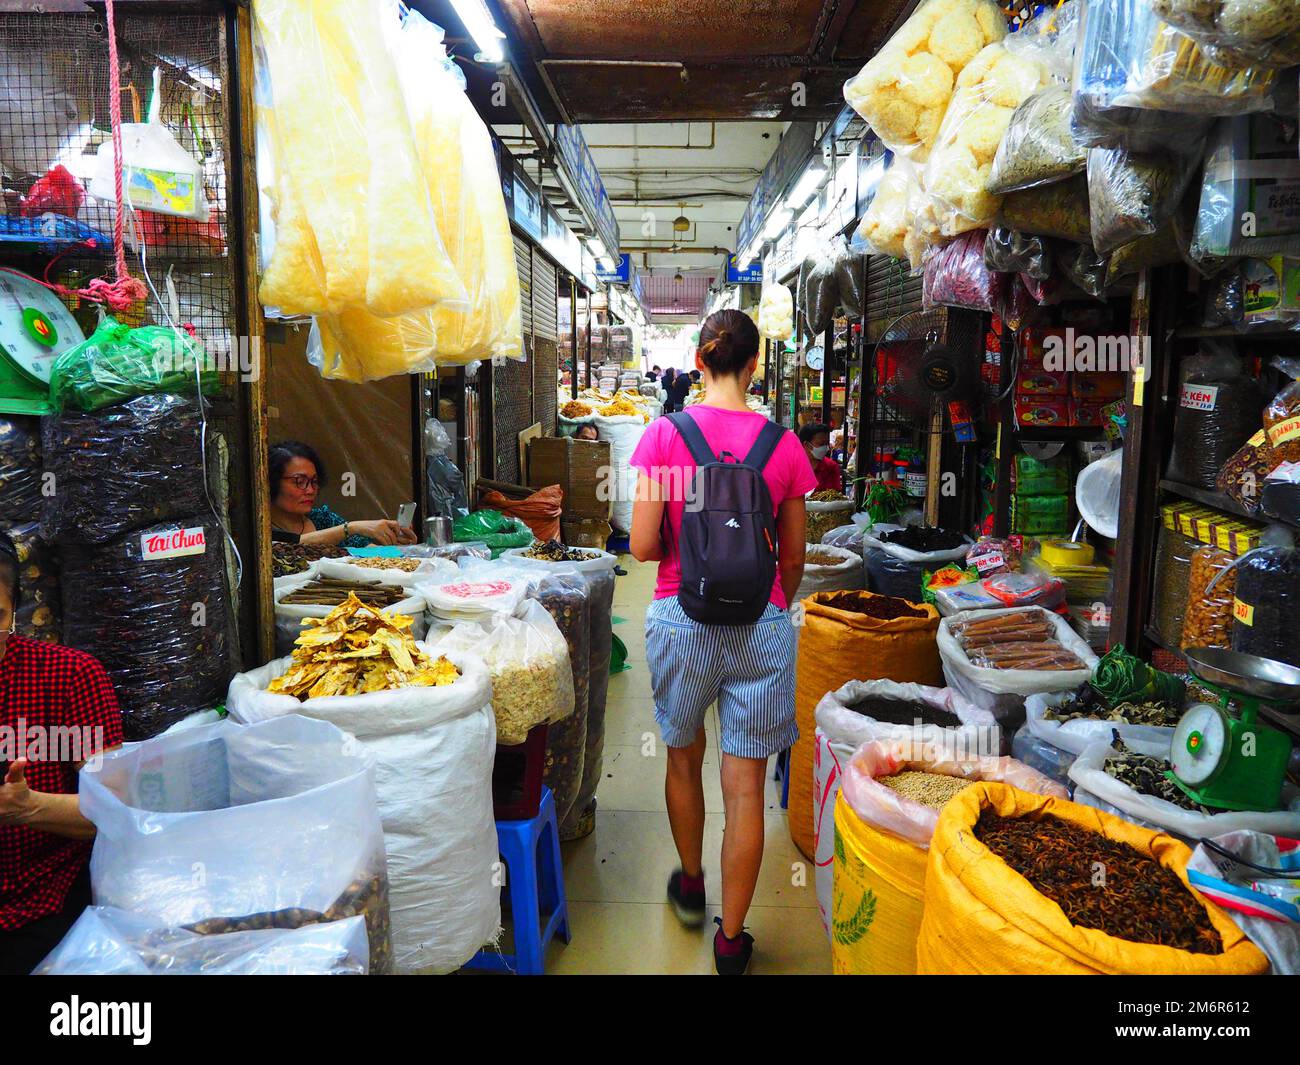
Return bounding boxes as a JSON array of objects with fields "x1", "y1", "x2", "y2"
[{"x1": 465, "y1": 786, "x2": 570, "y2": 976}]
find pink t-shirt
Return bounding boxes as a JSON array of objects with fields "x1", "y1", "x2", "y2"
[{"x1": 630, "y1": 407, "x2": 817, "y2": 608}]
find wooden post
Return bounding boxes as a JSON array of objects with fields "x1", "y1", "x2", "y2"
[
  {"x1": 232, "y1": 2, "x2": 273, "y2": 664},
  {"x1": 924, "y1": 409, "x2": 943, "y2": 526}
]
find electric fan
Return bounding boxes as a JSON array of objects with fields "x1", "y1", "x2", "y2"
[{"x1": 874, "y1": 308, "x2": 983, "y2": 441}]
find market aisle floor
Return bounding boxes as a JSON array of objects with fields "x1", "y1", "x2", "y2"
[{"x1": 546, "y1": 556, "x2": 831, "y2": 975}]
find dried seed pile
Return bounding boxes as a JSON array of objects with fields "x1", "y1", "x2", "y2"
[
  {"x1": 350, "y1": 556, "x2": 423, "y2": 573},
  {"x1": 975, "y1": 810, "x2": 1222, "y2": 954},
  {"x1": 819, "y1": 590, "x2": 928, "y2": 621},
  {"x1": 877, "y1": 771, "x2": 975, "y2": 808}
]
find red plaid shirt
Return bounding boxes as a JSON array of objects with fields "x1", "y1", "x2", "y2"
[{"x1": 0, "y1": 635, "x2": 123, "y2": 930}]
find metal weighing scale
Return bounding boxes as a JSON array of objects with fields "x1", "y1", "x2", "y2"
[
  {"x1": 0, "y1": 270, "x2": 86, "y2": 416},
  {"x1": 1171, "y1": 647, "x2": 1299, "y2": 812}
]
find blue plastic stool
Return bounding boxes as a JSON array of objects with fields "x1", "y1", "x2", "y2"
[{"x1": 466, "y1": 786, "x2": 570, "y2": 975}]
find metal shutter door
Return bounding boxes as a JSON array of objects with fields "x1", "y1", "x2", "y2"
[
  {"x1": 532, "y1": 258, "x2": 558, "y2": 342},
  {"x1": 514, "y1": 233, "x2": 534, "y2": 337},
  {"x1": 865, "y1": 255, "x2": 923, "y2": 341}
]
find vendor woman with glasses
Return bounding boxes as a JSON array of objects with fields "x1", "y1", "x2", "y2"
[{"x1": 268, "y1": 440, "x2": 417, "y2": 549}]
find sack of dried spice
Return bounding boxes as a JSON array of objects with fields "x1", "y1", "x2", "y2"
[
  {"x1": 916, "y1": 781, "x2": 1269, "y2": 974},
  {"x1": 1165, "y1": 345, "x2": 1267, "y2": 491},
  {"x1": 830, "y1": 738, "x2": 1064, "y2": 975},
  {"x1": 923, "y1": 228, "x2": 1008, "y2": 313},
  {"x1": 987, "y1": 85, "x2": 1088, "y2": 194},
  {"x1": 1069, "y1": 736, "x2": 1300, "y2": 843}
]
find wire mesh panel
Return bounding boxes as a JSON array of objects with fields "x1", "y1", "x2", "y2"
[
  {"x1": 0, "y1": 8, "x2": 252, "y2": 666},
  {"x1": 533, "y1": 336, "x2": 557, "y2": 435},
  {"x1": 492, "y1": 354, "x2": 533, "y2": 484}
]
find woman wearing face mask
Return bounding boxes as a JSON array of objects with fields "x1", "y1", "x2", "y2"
[
  {"x1": 0, "y1": 531, "x2": 123, "y2": 974},
  {"x1": 798, "y1": 422, "x2": 842, "y2": 494}
]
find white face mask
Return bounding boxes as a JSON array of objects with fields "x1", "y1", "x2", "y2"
[{"x1": 811, "y1": 445, "x2": 830, "y2": 460}]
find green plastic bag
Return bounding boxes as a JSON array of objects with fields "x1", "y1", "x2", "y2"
[
  {"x1": 453, "y1": 509, "x2": 533, "y2": 558},
  {"x1": 49, "y1": 318, "x2": 220, "y2": 412}
]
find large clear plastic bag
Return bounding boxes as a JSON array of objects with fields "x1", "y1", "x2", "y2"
[
  {"x1": 987, "y1": 85, "x2": 1088, "y2": 194},
  {"x1": 922, "y1": 41, "x2": 1052, "y2": 234},
  {"x1": 843, "y1": 0, "x2": 1007, "y2": 160},
  {"x1": 855, "y1": 157, "x2": 918, "y2": 259},
  {"x1": 924, "y1": 228, "x2": 1008, "y2": 313},
  {"x1": 81, "y1": 715, "x2": 394, "y2": 974},
  {"x1": 0, "y1": 415, "x2": 42, "y2": 521},
  {"x1": 1166, "y1": 344, "x2": 1267, "y2": 490},
  {"x1": 984, "y1": 227, "x2": 1051, "y2": 279},
  {"x1": 1104, "y1": 222, "x2": 1185, "y2": 285},
  {"x1": 1000, "y1": 173, "x2": 1093, "y2": 242},
  {"x1": 1192, "y1": 111, "x2": 1300, "y2": 265},
  {"x1": 252, "y1": 0, "x2": 466, "y2": 320},
  {"x1": 1057, "y1": 240, "x2": 1110, "y2": 297},
  {"x1": 836, "y1": 244, "x2": 870, "y2": 318},
  {"x1": 1150, "y1": 0, "x2": 1300, "y2": 70},
  {"x1": 800, "y1": 238, "x2": 842, "y2": 335},
  {"x1": 757, "y1": 283, "x2": 794, "y2": 340},
  {"x1": 424, "y1": 418, "x2": 468, "y2": 520},
  {"x1": 1087, "y1": 146, "x2": 1199, "y2": 254},
  {"x1": 36, "y1": 908, "x2": 371, "y2": 975},
  {"x1": 40, "y1": 395, "x2": 207, "y2": 545},
  {"x1": 1072, "y1": 0, "x2": 1216, "y2": 151},
  {"x1": 61, "y1": 517, "x2": 230, "y2": 740},
  {"x1": 435, "y1": 600, "x2": 574, "y2": 745}
]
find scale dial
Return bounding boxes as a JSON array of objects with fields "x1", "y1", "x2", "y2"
[
  {"x1": 0, "y1": 271, "x2": 86, "y2": 385},
  {"x1": 1171, "y1": 702, "x2": 1229, "y2": 786}
]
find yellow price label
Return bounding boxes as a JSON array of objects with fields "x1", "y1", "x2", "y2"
[{"x1": 1233, "y1": 598, "x2": 1255, "y2": 626}]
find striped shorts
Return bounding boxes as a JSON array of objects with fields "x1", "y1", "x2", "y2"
[{"x1": 645, "y1": 596, "x2": 798, "y2": 760}]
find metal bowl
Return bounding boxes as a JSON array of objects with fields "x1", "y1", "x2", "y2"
[{"x1": 1183, "y1": 646, "x2": 1300, "y2": 706}]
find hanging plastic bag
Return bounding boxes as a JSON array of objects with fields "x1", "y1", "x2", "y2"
[
  {"x1": 81, "y1": 715, "x2": 394, "y2": 974},
  {"x1": 1149, "y1": 0, "x2": 1300, "y2": 69},
  {"x1": 835, "y1": 243, "x2": 869, "y2": 320},
  {"x1": 842, "y1": 0, "x2": 1007, "y2": 160},
  {"x1": 48, "y1": 318, "x2": 218, "y2": 413},
  {"x1": 1087, "y1": 146, "x2": 1199, "y2": 255},
  {"x1": 252, "y1": 0, "x2": 467, "y2": 319},
  {"x1": 987, "y1": 85, "x2": 1088, "y2": 194},
  {"x1": 1104, "y1": 223, "x2": 1185, "y2": 285},
  {"x1": 1056, "y1": 240, "x2": 1110, "y2": 297},
  {"x1": 855, "y1": 157, "x2": 917, "y2": 259},
  {"x1": 35, "y1": 908, "x2": 371, "y2": 976},
  {"x1": 999, "y1": 173, "x2": 1093, "y2": 243},
  {"x1": 757, "y1": 283, "x2": 794, "y2": 340},
  {"x1": 801, "y1": 239, "x2": 841, "y2": 335},
  {"x1": 924, "y1": 229, "x2": 1007, "y2": 313},
  {"x1": 1071, "y1": 0, "x2": 1216, "y2": 151},
  {"x1": 983, "y1": 227, "x2": 1051, "y2": 279},
  {"x1": 923, "y1": 40, "x2": 1053, "y2": 233}
]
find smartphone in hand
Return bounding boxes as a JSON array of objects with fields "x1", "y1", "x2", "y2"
[{"x1": 396, "y1": 502, "x2": 416, "y2": 530}]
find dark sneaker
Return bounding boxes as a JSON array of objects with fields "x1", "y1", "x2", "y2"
[
  {"x1": 666, "y1": 869, "x2": 706, "y2": 928},
  {"x1": 713, "y1": 916, "x2": 754, "y2": 975}
]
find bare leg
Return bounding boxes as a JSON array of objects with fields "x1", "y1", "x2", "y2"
[
  {"x1": 719, "y1": 753, "x2": 768, "y2": 939},
  {"x1": 664, "y1": 728, "x2": 707, "y2": 877}
]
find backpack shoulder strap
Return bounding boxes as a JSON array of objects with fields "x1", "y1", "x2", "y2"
[
  {"x1": 666, "y1": 411, "x2": 717, "y2": 467},
  {"x1": 742, "y1": 420, "x2": 787, "y2": 472}
]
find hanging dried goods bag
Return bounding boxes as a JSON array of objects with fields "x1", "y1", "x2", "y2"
[
  {"x1": 60, "y1": 518, "x2": 230, "y2": 740},
  {"x1": 1165, "y1": 346, "x2": 1266, "y2": 490},
  {"x1": 1087, "y1": 147, "x2": 1199, "y2": 256},
  {"x1": 789, "y1": 589, "x2": 942, "y2": 859},
  {"x1": 983, "y1": 227, "x2": 1051, "y2": 280},
  {"x1": 986, "y1": 85, "x2": 1087, "y2": 194},
  {"x1": 924, "y1": 228, "x2": 1007, "y2": 313},
  {"x1": 998, "y1": 174, "x2": 1092, "y2": 243},
  {"x1": 1149, "y1": 0, "x2": 1300, "y2": 69},
  {"x1": 916, "y1": 782, "x2": 1268, "y2": 974}
]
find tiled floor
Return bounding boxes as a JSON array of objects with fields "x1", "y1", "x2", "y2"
[{"x1": 543, "y1": 556, "x2": 831, "y2": 975}]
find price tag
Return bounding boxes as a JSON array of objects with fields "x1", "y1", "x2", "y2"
[
  {"x1": 1233, "y1": 597, "x2": 1255, "y2": 626},
  {"x1": 1179, "y1": 383, "x2": 1219, "y2": 411}
]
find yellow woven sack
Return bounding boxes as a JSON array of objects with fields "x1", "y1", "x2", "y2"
[
  {"x1": 790, "y1": 590, "x2": 941, "y2": 859},
  {"x1": 917, "y1": 782, "x2": 1269, "y2": 975},
  {"x1": 831, "y1": 794, "x2": 926, "y2": 975}
]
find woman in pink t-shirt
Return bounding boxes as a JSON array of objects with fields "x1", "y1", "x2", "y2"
[{"x1": 630, "y1": 309, "x2": 815, "y2": 975}]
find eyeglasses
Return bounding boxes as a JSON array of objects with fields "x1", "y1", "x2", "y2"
[{"x1": 282, "y1": 475, "x2": 320, "y2": 491}]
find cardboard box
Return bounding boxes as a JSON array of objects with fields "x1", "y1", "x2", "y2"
[
  {"x1": 1015, "y1": 395, "x2": 1070, "y2": 428},
  {"x1": 1016, "y1": 368, "x2": 1070, "y2": 395},
  {"x1": 1069, "y1": 398, "x2": 1107, "y2": 427},
  {"x1": 1070, "y1": 372, "x2": 1127, "y2": 400},
  {"x1": 528, "y1": 436, "x2": 612, "y2": 521},
  {"x1": 563, "y1": 518, "x2": 612, "y2": 550}
]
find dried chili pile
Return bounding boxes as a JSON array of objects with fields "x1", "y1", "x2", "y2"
[{"x1": 975, "y1": 811, "x2": 1222, "y2": 954}]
